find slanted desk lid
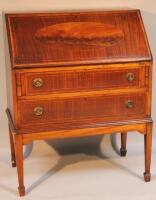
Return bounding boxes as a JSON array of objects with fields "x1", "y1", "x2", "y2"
[{"x1": 5, "y1": 10, "x2": 152, "y2": 69}]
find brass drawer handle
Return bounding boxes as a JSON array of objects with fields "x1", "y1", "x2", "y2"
[
  {"x1": 34, "y1": 106, "x2": 44, "y2": 116},
  {"x1": 126, "y1": 72, "x2": 135, "y2": 82},
  {"x1": 125, "y1": 100, "x2": 133, "y2": 108},
  {"x1": 33, "y1": 78, "x2": 43, "y2": 88}
]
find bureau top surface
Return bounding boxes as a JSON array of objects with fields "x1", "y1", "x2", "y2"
[{"x1": 5, "y1": 10, "x2": 152, "y2": 69}]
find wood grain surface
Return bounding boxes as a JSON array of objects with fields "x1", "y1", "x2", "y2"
[
  {"x1": 35, "y1": 22, "x2": 124, "y2": 46},
  {"x1": 6, "y1": 10, "x2": 152, "y2": 68}
]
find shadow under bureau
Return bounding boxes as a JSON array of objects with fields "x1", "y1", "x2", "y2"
[{"x1": 4, "y1": 10, "x2": 153, "y2": 196}]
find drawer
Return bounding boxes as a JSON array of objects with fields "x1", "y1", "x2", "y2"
[
  {"x1": 18, "y1": 92, "x2": 146, "y2": 128},
  {"x1": 20, "y1": 66, "x2": 143, "y2": 96}
]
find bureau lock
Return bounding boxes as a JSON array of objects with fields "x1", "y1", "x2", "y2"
[
  {"x1": 33, "y1": 78, "x2": 43, "y2": 88},
  {"x1": 34, "y1": 106, "x2": 44, "y2": 116},
  {"x1": 125, "y1": 100, "x2": 133, "y2": 108},
  {"x1": 126, "y1": 72, "x2": 135, "y2": 82}
]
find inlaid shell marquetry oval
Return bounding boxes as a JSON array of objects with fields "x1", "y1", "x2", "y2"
[{"x1": 35, "y1": 22, "x2": 124, "y2": 46}]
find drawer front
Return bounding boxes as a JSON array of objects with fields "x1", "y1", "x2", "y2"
[
  {"x1": 22, "y1": 67, "x2": 142, "y2": 95},
  {"x1": 18, "y1": 92, "x2": 146, "y2": 127}
]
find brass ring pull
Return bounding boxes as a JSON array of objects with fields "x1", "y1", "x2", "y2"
[
  {"x1": 125, "y1": 100, "x2": 133, "y2": 108},
  {"x1": 34, "y1": 106, "x2": 44, "y2": 116},
  {"x1": 126, "y1": 72, "x2": 135, "y2": 82},
  {"x1": 33, "y1": 78, "x2": 43, "y2": 88}
]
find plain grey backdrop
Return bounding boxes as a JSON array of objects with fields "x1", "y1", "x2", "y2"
[{"x1": 0, "y1": 1, "x2": 156, "y2": 199}]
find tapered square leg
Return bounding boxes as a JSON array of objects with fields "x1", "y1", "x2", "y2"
[
  {"x1": 8, "y1": 125, "x2": 16, "y2": 167},
  {"x1": 144, "y1": 122, "x2": 153, "y2": 182},
  {"x1": 14, "y1": 135, "x2": 25, "y2": 196},
  {"x1": 120, "y1": 132, "x2": 127, "y2": 157}
]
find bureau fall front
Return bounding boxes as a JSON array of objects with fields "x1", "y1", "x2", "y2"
[{"x1": 4, "y1": 10, "x2": 152, "y2": 196}]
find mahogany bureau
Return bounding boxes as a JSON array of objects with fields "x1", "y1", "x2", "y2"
[{"x1": 4, "y1": 10, "x2": 153, "y2": 196}]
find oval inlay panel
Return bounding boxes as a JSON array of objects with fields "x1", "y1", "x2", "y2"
[{"x1": 35, "y1": 22, "x2": 124, "y2": 46}]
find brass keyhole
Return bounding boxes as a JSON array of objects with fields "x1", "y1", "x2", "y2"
[
  {"x1": 125, "y1": 100, "x2": 133, "y2": 108},
  {"x1": 34, "y1": 106, "x2": 44, "y2": 116},
  {"x1": 126, "y1": 72, "x2": 135, "y2": 82},
  {"x1": 33, "y1": 78, "x2": 43, "y2": 88}
]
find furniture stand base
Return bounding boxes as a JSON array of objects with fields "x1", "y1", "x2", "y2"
[
  {"x1": 120, "y1": 148, "x2": 127, "y2": 157},
  {"x1": 144, "y1": 172, "x2": 151, "y2": 182},
  {"x1": 18, "y1": 186, "x2": 25, "y2": 197},
  {"x1": 11, "y1": 160, "x2": 16, "y2": 167}
]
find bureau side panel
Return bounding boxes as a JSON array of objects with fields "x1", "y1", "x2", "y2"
[
  {"x1": 145, "y1": 62, "x2": 153, "y2": 117},
  {"x1": 3, "y1": 13, "x2": 17, "y2": 125}
]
